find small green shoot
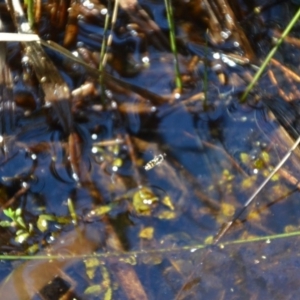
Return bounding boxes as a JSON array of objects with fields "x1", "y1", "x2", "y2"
[
  {"x1": 67, "y1": 198, "x2": 78, "y2": 225},
  {"x1": 2, "y1": 208, "x2": 26, "y2": 229}
]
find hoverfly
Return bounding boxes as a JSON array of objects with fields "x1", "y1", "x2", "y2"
[{"x1": 144, "y1": 154, "x2": 165, "y2": 171}]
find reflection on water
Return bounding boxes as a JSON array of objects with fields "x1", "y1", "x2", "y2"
[{"x1": 0, "y1": 0, "x2": 300, "y2": 299}]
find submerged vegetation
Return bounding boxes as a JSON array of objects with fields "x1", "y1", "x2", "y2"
[{"x1": 0, "y1": 0, "x2": 300, "y2": 299}]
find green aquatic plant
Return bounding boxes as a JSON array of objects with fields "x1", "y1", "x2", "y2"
[
  {"x1": 133, "y1": 187, "x2": 159, "y2": 215},
  {"x1": 0, "y1": 208, "x2": 33, "y2": 244},
  {"x1": 36, "y1": 213, "x2": 70, "y2": 232}
]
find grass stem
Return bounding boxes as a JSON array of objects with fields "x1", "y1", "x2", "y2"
[
  {"x1": 164, "y1": 0, "x2": 182, "y2": 91},
  {"x1": 26, "y1": 0, "x2": 34, "y2": 28},
  {"x1": 241, "y1": 7, "x2": 300, "y2": 102}
]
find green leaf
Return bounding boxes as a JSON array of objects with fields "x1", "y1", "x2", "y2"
[
  {"x1": 0, "y1": 220, "x2": 12, "y2": 227},
  {"x1": 27, "y1": 243, "x2": 39, "y2": 254},
  {"x1": 16, "y1": 216, "x2": 27, "y2": 229},
  {"x1": 84, "y1": 284, "x2": 103, "y2": 295},
  {"x1": 3, "y1": 208, "x2": 13, "y2": 219},
  {"x1": 15, "y1": 208, "x2": 22, "y2": 217},
  {"x1": 37, "y1": 215, "x2": 48, "y2": 232},
  {"x1": 133, "y1": 187, "x2": 158, "y2": 215},
  {"x1": 15, "y1": 232, "x2": 30, "y2": 244}
]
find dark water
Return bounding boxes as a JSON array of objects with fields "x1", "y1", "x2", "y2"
[{"x1": 0, "y1": 0, "x2": 300, "y2": 299}]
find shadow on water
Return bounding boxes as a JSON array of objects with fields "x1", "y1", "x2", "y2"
[{"x1": 0, "y1": 0, "x2": 300, "y2": 299}]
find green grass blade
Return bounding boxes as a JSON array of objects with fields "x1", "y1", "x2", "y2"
[
  {"x1": 241, "y1": 7, "x2": 300, "y2": 102},
  {"x1": 27, "y1": 0, "x2": 34, "y2": 28},
  {"x1": 1, "y1": 229, "x2": 300, "y2": 261},
  {"x1": 164, "y1": 0, "x2": 182, "y2": 91}
]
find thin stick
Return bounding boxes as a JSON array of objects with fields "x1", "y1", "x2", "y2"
[
  {"x1": 0, "y1": 32, "x2": 40, "y2": 41},
  {"x1": 99, "y1": 0, "x2": 119, "y2": 70},
  {"x1": 213, "y1": 133, "x2": 300, "y2": 244},
  {"x1": 99, "y1": 11, "x2": 110, "y2": 72},
  {"x1": 99, "y1": 0, "x2": 119, "y2": 100}
]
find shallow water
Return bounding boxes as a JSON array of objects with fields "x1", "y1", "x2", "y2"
[{"x1": 0, "y1": 0, "x2": 300, "y2": 299}]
